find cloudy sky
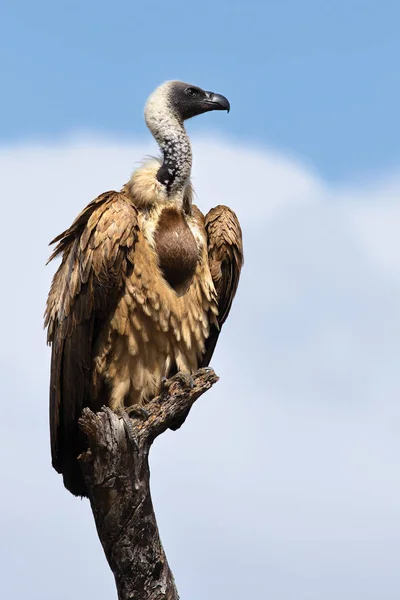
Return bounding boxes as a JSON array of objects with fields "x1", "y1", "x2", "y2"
[{"x1": 1, "y1": 2, "x2": 400, "y2": 599}]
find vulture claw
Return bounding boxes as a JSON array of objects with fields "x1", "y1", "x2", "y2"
[
  {"x1": 125, "y1": 405, "x2": 149, "y2": 420},
  {"x1": 161, "y1": 371, "x2": 195, "y2": 393},
  {"x1": 117, "y1": 409, "x2": 139, "y2": 450}
]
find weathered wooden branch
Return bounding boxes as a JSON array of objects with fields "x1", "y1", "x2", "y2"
[{"x1": 78, "y1": 368, "x2": 219, "y2": 600}]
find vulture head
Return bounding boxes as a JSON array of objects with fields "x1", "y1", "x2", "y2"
[
  {"x1": 145, "y1": 80, "x2": 230, "y2": 129},
  {"x1": 167, "y1": 81, "x2": 230, "y2": 121}
]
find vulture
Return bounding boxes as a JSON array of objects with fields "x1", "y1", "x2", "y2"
[{"x1": 45, "y1": 81, "x2": 243, "y2": 497}]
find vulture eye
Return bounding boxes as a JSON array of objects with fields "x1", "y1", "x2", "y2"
[{"x1": 185, "y1": 87, "x2": 198, "y2": 98}]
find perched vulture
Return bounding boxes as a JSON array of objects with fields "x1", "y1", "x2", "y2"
[{"x1": 45, "y1": 81, "x2": 243, "y2": 497}]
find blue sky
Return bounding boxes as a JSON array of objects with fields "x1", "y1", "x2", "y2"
[{"x1": 2, "y1": 0, "x2": 400, "y2": 180}]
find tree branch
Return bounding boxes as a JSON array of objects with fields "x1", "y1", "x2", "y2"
[{"x1": 78, "y1": 368, "x2": 219, "y2": 600}]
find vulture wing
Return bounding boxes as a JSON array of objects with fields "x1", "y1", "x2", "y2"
[
  {"x1": 45, "y1": 191, "x2": 139, "y2": 496},
  {"x1": 201, "y1": 205, "x2": 243, "y2": 367},
  {"x1": 167, "y1": 204, "x2": 243, "y2": 434}
]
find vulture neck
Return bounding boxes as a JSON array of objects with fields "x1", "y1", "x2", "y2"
[{"x1": 147, "y1": 110, "x2": 192, "y2": 199}]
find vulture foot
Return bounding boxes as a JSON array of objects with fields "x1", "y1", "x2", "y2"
[
  {"x1": 117, "y1": 409, "x2": 139, "y2": 450},
  {"x1": 125, "y1": 405, "x2": 150, "y2": 420},
  {"x1": 161, "y1": 371, "x2": 195, "y2": 393}
]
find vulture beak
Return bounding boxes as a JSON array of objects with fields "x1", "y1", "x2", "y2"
[{"x1": 204, "y1": 91, "x2": 231, "y2": 113}]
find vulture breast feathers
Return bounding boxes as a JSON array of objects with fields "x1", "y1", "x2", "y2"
[{"x1": 45, "y1": 80, "x2": 243, "y2": 497}]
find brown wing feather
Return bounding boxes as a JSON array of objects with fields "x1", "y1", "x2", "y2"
[
  {"x1": 201, "y1": 205, "x2": 243, "y2": 367},
  {"x1": 44, "y1": 191, "x2": 139, "y2": 496},
  {"x1": 169, "y1": 204, "x2": 242, "y2": 433}
]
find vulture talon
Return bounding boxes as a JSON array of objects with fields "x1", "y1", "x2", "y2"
[
  {"x1": 186, "y1": 374, "x2": 195, "y2": 390},
  {"x1": 117, "y1": 409, "x2": 139, "y2": 450},
  {"x1": 163, "y1": 371, "x2": 195, "y2": 392},
  {"x1": 125, "y1": 405, "x2": 149, "y2": 420}
]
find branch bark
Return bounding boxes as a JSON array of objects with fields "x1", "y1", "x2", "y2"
[{"x1": 78, "y1": 368, "x2": 219, "y2": 600}]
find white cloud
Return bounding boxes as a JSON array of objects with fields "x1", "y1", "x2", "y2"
[
  {"x1": 1, "y1": 135, "x2": 399, "y2": 600},
  {"x1": 346, "y1": 201, "x2": 400, "y2": 276}
]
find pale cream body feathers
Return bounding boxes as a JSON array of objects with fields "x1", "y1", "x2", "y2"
[{"x1": 96, "y1": 160, "x2": 218, "y2": 409}]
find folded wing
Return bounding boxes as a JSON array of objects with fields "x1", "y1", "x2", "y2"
[
  {"x1": 45, "y1": 191, "x2": 139, "y2": 496},
  {"x1": 201, "y1": 205, "x2": 243, "y2": 366}
]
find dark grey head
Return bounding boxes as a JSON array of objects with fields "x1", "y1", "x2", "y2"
[
  {"x1": 168, "y1": 81, "x2": 230, "y2": 120},
  {"x1": 145, "y1": 80, "x2": 230, "y2": 129}
]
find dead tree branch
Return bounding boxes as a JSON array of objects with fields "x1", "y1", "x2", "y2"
[{"x1": 78, "y1": 368, "x2": 219, "y2": 600}]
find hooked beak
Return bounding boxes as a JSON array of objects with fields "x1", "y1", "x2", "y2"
[{"x1": 204, "y1": 91, "x2": 231, "y2": 113}]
